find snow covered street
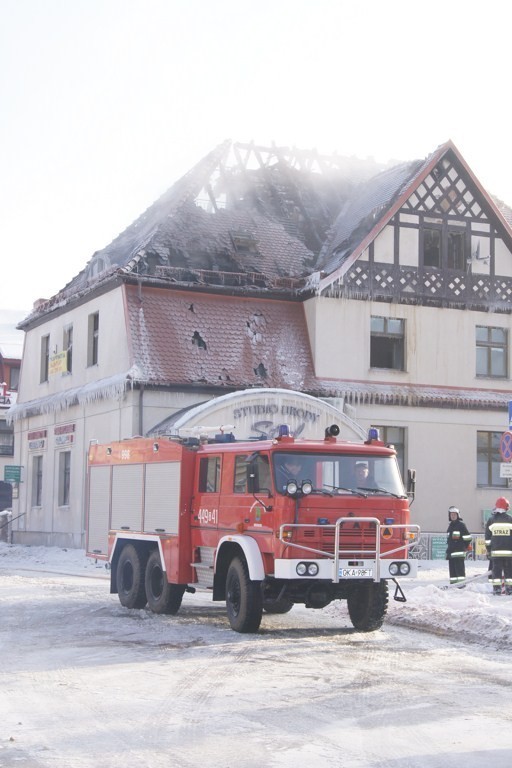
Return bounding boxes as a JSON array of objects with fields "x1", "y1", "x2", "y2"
[{"x1": 1, "y1": 544, "x2": 512, "y2": 767}]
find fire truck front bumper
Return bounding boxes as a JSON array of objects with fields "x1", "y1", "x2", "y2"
[{"x1": 274, "y1": 558, "x2": 418, "y2": 582}]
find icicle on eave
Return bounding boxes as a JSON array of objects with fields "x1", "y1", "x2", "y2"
[{"x1": 5, "y1": 372, "x2": 136, "y2": 424}]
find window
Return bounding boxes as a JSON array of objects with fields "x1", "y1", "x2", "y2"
[
  {"x1": 372, "y1": 425, "x2": 406, "y2": 479},
  {"x1": 58, "y1": 451, "x2": 71, "y2": 506},
  {"x1": 234, "y1": 454, "x2": 271, "y2": 493},
  {"x1": 447, "y1": 231, "x2": 465, "y2": 270},
  {"x1": 423, "y1": 228, "x2": 441, "y2": 267},
  {"x1": 422, "y1": 226, "x2": 466, "y2": 270},
  {"x1": 255, "y1": 454, "x2": 271, "y2": 490},
  {"x1": 32, "y1": 455, "x2": 43, "y2": 506},
  {"x1": 40, "y1": 335, "x2": 50, "y2": 382},
  {"x1": 9, "y1": 366, "x2": 20, "y2": 391},
  {"x1": 198, "y1": 456, "x2": 221, "y2": 492},
  {"x1": 477, "y1": 431, "x2": 507, "y2": 488},
  {"x1": 87, "y1": 312, "x2": 99, "y2": 366},
  {"x1": 476, "y1": 326, "x2": 507, "y2": 378},
  {"x1": 63, "y1": 325, "x2": 73, "y2": 373},
  {"x1": 272, "y1": 452, "x2": 405, "y2": 496},
  {"x1": 370, "y1": 316, "x2": 405, "y2": 370},
  {"x1": 234, "y1": 455, "x2": 248, "y2": 493},
  {"x1": 0, "y1": 422, "x2": 14, "y2": 456}
]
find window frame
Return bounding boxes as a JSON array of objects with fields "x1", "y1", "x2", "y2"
[
  {"x1": 9, "y1": 366, "x2": 20, "y2": 391},
  {"x1": 423, "y1": 227, "x2": 441, "y2": 268},
  {"x1": 477, "y1": 431, "x2": 508, "y2": 488},
  {"x1": 233, "y1": 455, "x2": 248, "y2": 493},
  {"x1": 421, "y1": 224, "x2": 467, "y2": 271},
  {"x1": 476, "y1": 326, "x2": 508, "y2": 379},
  {"x1": 58, "y1": 451, "x2": 71, "y2": 507},
  {"x1": 40, "y1": 335, "x2": 50, "y2": 383},
  {"x1": 370, "y1": 316, "x2": 405, "y2": 371},
  {"x1": 87, "y1": 312, "x2": 99, "y2": 367},
  {"x1": 198, "y1": 456, "x2": 221, "y2": 493},
  {"x1": 63, "y1": 324, "x2": 73, "y2": 374},
  {"x1": 32, "y1": 455, "x2": 43, "y2": 507},
  {"x1": 0, "y1": 422, "x2": 14, "y2": 456}
]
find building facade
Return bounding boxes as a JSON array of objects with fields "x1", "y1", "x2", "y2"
[{"x1": 7, "y1": 140, "x2": 512, "y2": 546}]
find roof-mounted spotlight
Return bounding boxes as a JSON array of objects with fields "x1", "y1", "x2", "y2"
[{"x1": 325, "y1": 424, "x2": 340, "y2": 440}]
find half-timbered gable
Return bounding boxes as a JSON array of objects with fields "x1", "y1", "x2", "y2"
[{"x1": 316, "y1": 141, "x2": 512, "y2": 311}]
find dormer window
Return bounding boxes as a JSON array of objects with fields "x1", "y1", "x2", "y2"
[
  {"x1": 87, "y1": 253, "x2": 111, "y2": 281},
  {"x1": 230, "y1": 230, "x2": 259, "y2": 254}
]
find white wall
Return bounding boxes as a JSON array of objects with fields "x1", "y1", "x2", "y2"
[
  {"x1": 19, "y1": 287, "x2": 130, "y2": 403},
  {"x1": 12, "y1": 287, "x2": 133, "y2": 546},
  {"x1": 12, "y1": 392, "x2": 139, "y2": 547},
  {"x1": 304, "y1": 296, "x2": 512, "y2": 389}
]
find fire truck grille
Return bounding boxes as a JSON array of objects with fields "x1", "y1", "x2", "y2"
[{"x1": 298, "y1": 527, "x2": 377, "y2": 556}]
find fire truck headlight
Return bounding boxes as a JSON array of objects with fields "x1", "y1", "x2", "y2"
[
  {"x1": 286, "y1": 480, "x2": 299, "y2": 495},
  {"x1": 296, "y1": 562, "x2": 308, "y2": 576},
  {"x1": 389, "y1": 562, "x2": 399, "y2": 576},
  {"x1": 307, "y1": 563, "x2": 319, "y2": 576},
  {"x1": 399, "y1": 562, "x2": 410, "y2": 575},
  {"x1": 301, "y1": 480, "x2": 313, "y2": 496}
]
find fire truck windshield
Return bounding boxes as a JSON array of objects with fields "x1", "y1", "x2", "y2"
[{"x1": 273, "y1": 452, "x2": 406, "y2": 497}]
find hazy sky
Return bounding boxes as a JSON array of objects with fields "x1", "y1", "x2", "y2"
[{"x1": 2, "y1": 0, "x2": 511, "y2": 312}]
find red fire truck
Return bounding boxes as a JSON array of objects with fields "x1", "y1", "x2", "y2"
[{"x1": 86, "y1": 424, "x2": 419, "y2": 633}]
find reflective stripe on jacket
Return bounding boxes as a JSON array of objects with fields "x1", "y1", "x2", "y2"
[{"x1": 447, "y1": 519, "x2": 471, "y2": 557}]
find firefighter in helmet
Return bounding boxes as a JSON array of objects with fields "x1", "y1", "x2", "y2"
[
  {"x1": 485, "y1": 497, "x2": 512, "y2": 595},
  {"x1": 446, "y1": 506, "x2": 472, "y2": 584}
]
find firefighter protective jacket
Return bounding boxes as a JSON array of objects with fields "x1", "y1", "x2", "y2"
[
  {"x1": 485, "y1": 511, "x2": 512, "y2": 558},
  {"x1": 446, "y1": 518, "x2": 471, "y2": 558}
]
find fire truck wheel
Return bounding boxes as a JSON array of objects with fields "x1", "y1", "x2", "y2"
[
  {"x1": 346, "y1": 579, "x2": 389, "y2": 632},
  {"x1": 263, "y1": 598, "x2": 294, "y2": 614},
  {"x1": 145, "y1": 549, "x2": 185, "y2": 615},
  {"x1": 225, "y1": 556, "x2": 263, "y2": 633},
  {"x1": 116, "y1": 544, "x2": 148, "y2": 610}
]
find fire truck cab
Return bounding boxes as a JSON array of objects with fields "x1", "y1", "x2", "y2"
[{"x1": 86, "y1": 424, "x2": 419, "y2": 633}]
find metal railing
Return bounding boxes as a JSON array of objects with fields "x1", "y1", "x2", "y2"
[{"x1": 408, "y1": 532, "x2": 488, "y2": 561}]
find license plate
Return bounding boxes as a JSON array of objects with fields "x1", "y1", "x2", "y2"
[{"x1": 340, "y1": 568, "x2": 373, "y2": 578}]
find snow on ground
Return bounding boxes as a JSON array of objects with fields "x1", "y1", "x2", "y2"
[
  {"x1": 1, "y1": 542, "x2": 511, "y2": 648},
  {"x1": 2, "y1": 543, "x2": 512, "y2": 767}
]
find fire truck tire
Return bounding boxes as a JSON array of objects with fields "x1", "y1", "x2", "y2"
[
  {"x1": 145, "y1": 550, "x2": 185, "y2": 615},
  {"x1": 116, "y1": 544, "x2": 148, "y2": 610},
  {"x1": 226, "y1": 556, "x2": 263, "y2": 633},
  {"x1": 263, "y1": 598, "x2": 294, "y2": 614},
  {"x1": 347, "y1": 579, "x2": 389, "y2": 632}
]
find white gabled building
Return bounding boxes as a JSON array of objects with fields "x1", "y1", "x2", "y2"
[{"x1": 7, "y1": 140, "x2": 512, "y2": 546}]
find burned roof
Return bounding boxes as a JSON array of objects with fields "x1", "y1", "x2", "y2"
[
  {"x1": 21, "y1": 142, "x2": 385, "y2": 321},
  {"x1": 20, "y1": 139, "x2": 512, "y2": 328}
]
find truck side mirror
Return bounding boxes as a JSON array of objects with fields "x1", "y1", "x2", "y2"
[
  {"x1": 407, "y1": 469, "x2": 416, "y2": 502},
  {"x1": 246, "y1": 463, "x2": 272, "y2": 510}
]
